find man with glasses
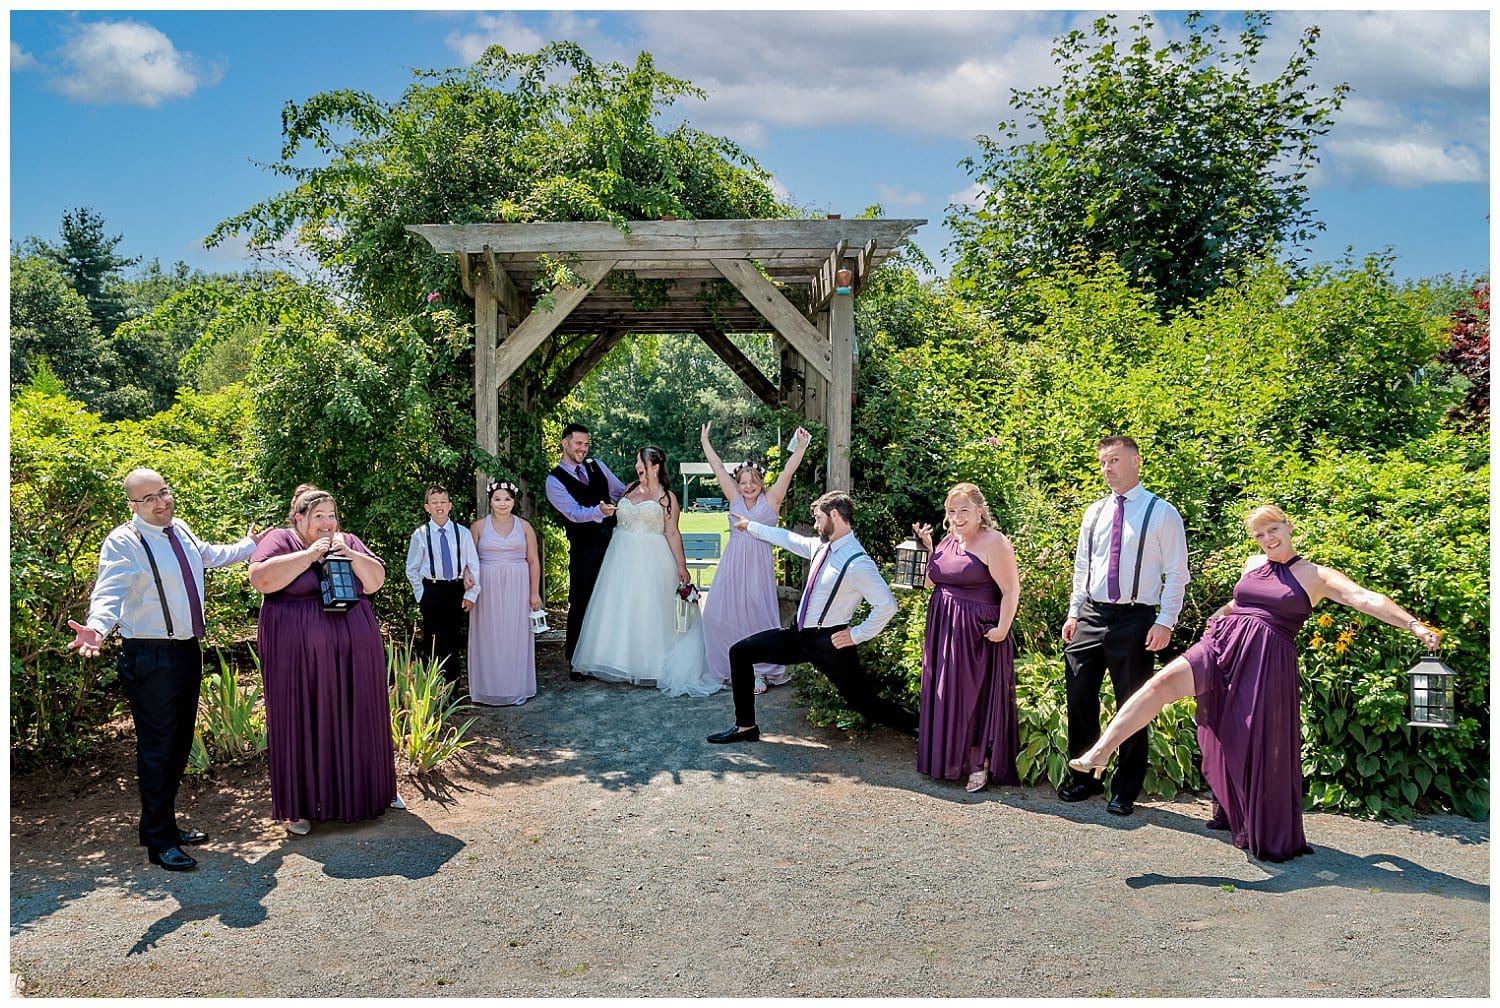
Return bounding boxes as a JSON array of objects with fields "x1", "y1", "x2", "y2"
[{"x1": 67, "y1": 468, "x2": 267, "y2": 872}]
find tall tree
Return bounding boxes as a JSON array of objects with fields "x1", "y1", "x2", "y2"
[
  {"x1": 947, "y1": 11, "x2": 1347, "y2": 314},
  {"x1": 29, "y1": 207, "x2": 140, "y2": 337}
]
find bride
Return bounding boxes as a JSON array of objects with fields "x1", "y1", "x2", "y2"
[{"x1": 570, "y1": 445, "x2": 720, "y2": 697}]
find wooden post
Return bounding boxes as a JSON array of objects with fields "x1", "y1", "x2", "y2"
[
  {"x1": 827, "y1": 289, "x2": 854, "y2": 492},
  {"x1": 474, "y1": 258, "x2": 503, "y2": 510}
]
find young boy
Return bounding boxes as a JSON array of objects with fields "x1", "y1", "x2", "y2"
[{"x1": 404, "y1": 485, "x2": 478, "y2": 689}]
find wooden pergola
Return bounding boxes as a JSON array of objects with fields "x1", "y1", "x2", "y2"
[{"x1": 406, "y1": 218, "x2": 925, "y2": 504}]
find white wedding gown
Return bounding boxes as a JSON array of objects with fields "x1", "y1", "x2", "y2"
[{"x1": 570, "y1": 496, "x2": 721, "y2": 697}]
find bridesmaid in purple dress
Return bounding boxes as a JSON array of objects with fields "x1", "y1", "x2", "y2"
[
  {"x1": 248, "y1": 485, "x2": 398, "y2": 836},
  {"x1": 1070, "y1": 505, "x2": 1443, "y2": 862},
  {"x1": 697, "y1": 422, "x2": 812, "y2": 692},
  {"x1": 466, "y1": 479, "x2": 541, "y2": 706},
  {"x1": 912, "y1": 483, "x2": 1021, "y2": 793}
]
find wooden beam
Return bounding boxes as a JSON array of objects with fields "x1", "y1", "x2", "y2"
[
  {"x1": 493, "y1": 258, "x2": 616, "y2": 386},
  {"x1": 473, "y1": 265, "x2": 504, "y2": 507},
  {"x1": 546, "y1": 329, "x2": 628, "y2": 402},
  {"x1": 827, "y1": 284, "x2": 855, "y2": 492},
  {"x1": 710, "y1": 259, "x2": 830, "y2": 382},
  {"x1": 482, "y1": 245, "x2": 527, "y2": 323},
  {"x1": 456, "y1": 252, "x2": 474, "y2": 298},
  {"x1": 406, "y1": 219, "x2": 925, "y2": 255},
  {"x1": 694, "y1": 329, "x2": 780, "y2": 407}
]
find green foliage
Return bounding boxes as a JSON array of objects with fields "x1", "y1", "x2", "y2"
[
  {"x1": 387, "y1": 640, "x2": 478, "y2": 773},
  {"x1": 196, "y1": 648, "x2": 269, "y2": 768},
  {"x1": 949, "y1": 11, "x2": 1347, "y2": 314},
  {"x1": 24, "y1": 206, "x2": 139, "y2": 337}
]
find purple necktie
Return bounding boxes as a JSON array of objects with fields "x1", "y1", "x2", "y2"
[
  {"x1": 164, "y1": 525, "x2": 206, "y2": 638},
  {"x1": 439, "y1": 527, "x2": 454, "y2": 580},
  {"x1": 575, "y1": 463, "x2": 587, "y2": 482},
  {"x1": 797, "y1": 546, "x2": 831, "y2": 629},
  {"x1": 1106, "y1": 494, "x2": 1126, "y2": 603}
]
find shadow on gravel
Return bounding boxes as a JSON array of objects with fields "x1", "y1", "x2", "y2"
[{"x1": 1122, "y1": 806, "x2": 1488, "y2": 902}]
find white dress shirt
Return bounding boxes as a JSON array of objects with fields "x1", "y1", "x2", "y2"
[
  {"x1": 1067, "y1": 483, "x2": 1190, "y2": 627},
  {"x1": 85, "y1": 516, "x2": 256, "y2": 641},
  {"x1": 742, "y1": 522, "x2": 898, "y2": 645},
  {"x1": 405, "y1": 520, "x2": 480, "y2": 603}
]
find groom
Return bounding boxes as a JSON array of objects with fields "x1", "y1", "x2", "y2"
[
  {"x1": 707, "y1": 490, "x2": 915, "y2": 744},
  {"x1": 544, "y1": 423, "x2": 624, "y2": 674}
]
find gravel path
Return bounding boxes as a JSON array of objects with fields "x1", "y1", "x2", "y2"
[{"x1": 9, "y1": 640, "x2": 1490, "y2": 997}]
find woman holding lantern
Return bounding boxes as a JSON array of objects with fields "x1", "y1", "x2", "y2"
[
  {"x1": 248, "y1": 484, "x2": 397, "y2": 836},
  {"x1": 466, "y1": 479, "x2": 542, "y2": 707},
  {"x1": 1068, "y1": 504, "x2": 1444, "y2": 862},
  {"x1": 912, "y1": 482, "x2": 1021, "y2": 794}
]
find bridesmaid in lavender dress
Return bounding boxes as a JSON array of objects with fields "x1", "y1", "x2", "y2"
[
  {"x1": 912, "y1": 483, "x2": 1021, "y2": 794},
  {"x1": 467, "y1": 479, "x2": 541, "y2": 707},
  {"x1": 1070, "y1": 505, "x2": 1444, "y2": 862},
  {"x1": 697, "y1": 422, "x2": 812, "y2": 692},
  {"x1": 248, "y1": 485, "x2": 397, "y2": 836}
]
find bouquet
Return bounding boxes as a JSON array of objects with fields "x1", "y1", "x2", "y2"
[{"x1": 675, "y1": 581, "x2": 701, "y2": 634}]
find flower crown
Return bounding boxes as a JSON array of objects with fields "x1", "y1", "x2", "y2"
[
  {"x1": 487, "y1": 479, "x2": 520, "y2": 497},
  {"x1": 733, "y1": 460, "x2": 767, "y2": 479}
]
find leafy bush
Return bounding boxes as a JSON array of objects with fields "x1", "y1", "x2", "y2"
[
  {"x1": 387, "y1": 639, "x2": 478, "y2": 773},
  {"x1": 195, "y1": 648, "x2": 269, "y2": 769}
]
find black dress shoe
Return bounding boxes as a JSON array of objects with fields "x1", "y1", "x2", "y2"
[
  {"x1": 1106, "y1": 795, "x2": 1135, "y2": 816},
  {"x1": 148, "y1": 846, "x2": 198, "y2": 872},
  {"x1": 177, "y1": 828, "x2": 209, "y2": 845},
  {"x1": 706, "y1": 725, "x2": 760, "y2": 744},
  {"x1": 1058, "y1": 778, "x2": 1105, "y2": 802}
]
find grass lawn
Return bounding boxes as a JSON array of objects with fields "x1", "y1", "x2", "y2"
[{"x1": 678, "y1": 509, "x2": 730, "y2": 587}]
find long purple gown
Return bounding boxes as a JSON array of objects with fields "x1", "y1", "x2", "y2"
[
  {"x1": 700, "y1": 494, "x2": 787, "y2": 685},
  {"x1": 916, "y1": 535, "x2": 1019, "y2": 784},
  {"x1": 467, "y1": 516, "x2": 536, "y2": 706},
  {"x1": 253, "y1": 528, "x2": 396, "y2": 824},
  {"x1": 1184, "y1": 556, "x2": 1315, "y2": 862}
]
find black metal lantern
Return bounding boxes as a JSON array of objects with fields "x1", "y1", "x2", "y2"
[
  {"x1": 1406, "y1": 653, "x2": 1457, "y2": 729},
  {"x1": 319, "y1": 555, "x2": 360, "y2": 612},
  {"x1": 892, "y1": 538, "x2": 930, "y2": 590}
]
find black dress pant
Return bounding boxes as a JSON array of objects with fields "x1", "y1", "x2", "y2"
[
  {"x1": 420, "y1": 579, "x2": 468, "y2": 685},
  {"x1": 1064, "y1": 600, "x2": 1158, "y2": 801},
  {"x1": 118, "y1": 638, "x2": 203, "y2": 853},
  {"x1": 564, "y1": 543, "x2": 610, "y2": 663},
  {"x1": 728, "y1": 625, "x2": 917, "y2": 736}
]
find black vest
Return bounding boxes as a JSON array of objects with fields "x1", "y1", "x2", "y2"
[{"x1": 551, "y1": 460, "x2": 617, "y2": 550}]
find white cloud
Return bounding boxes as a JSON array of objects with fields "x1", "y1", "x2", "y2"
[
  {"x1": 946, "y1": 182, "x2": 987, "y2": 212},
  {"x1": 52, "y1": 19, "x2": 220, "y2": 107},
  {"x1": 440, "y1": 9, "x2": 1488, "y2": 191},
  {"x1": 872, "y1": 182, "x2": 926, "y2": 210},
  {"x1": 12, "y1": 41, "x2": 37, "y2": 71}
]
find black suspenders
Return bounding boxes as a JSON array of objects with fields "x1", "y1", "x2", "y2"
[
  {"x1": 812, "y1": 549, "x2": 868, "y2": 627},
  {"x1": 133, "y1": 526, "x2": 176, "y2": 638},
  {"x1": 1084, "y1": 493, "x2": 1161, "y2": 604},
  {"x1": 425, "y1": 524, "x2": 462, "y2": 581}
]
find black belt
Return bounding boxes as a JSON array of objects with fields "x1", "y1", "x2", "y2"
[
  {"x1": 1087, "y1": 599, "x2": 1156, "y2": 612},
  {"x1": 121, "y1": 636, "x2": 200, "y2": 647},
  {"x1": 799, "y1": 623, "x2": 849, "y2": 635},
  {"x1": 423, "y1": 577, "x2": 464, "y2": 585}
]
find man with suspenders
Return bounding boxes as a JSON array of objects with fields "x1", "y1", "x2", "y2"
[
  {"x1": 1059, "y1": 436, "x2": 1190, "y2": 815},
  {"x1": 404, "y1": 485, "x2": 478, "y2": 692},
  {"x1": 67, "y1": 468, "x2": 265, "y2": 871},
  {"x1": 707, "y1": 490, "x2": 915, "y2": 744}
]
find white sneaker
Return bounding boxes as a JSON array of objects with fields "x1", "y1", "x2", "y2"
[
  {"x1": 512, "y1": 696, "x2": 528, "y2": 707},
  {"x1": 389, "y1": 795, "x2": 407, "y2": 810},
  {"x1": 286, "y1": 819, "x2": 311, "y2": 836}
]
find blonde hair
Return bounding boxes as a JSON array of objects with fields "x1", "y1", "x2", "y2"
[
  {"x1": 943, "y1": 482, "x2": 998, "y2": 532},
  {"x1": 1244, "y1": 504, "x2": 1289, "y2": 531}
]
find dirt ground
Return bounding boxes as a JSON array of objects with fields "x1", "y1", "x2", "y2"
[{"x1": 9, "y1": 635, "x2": 1490, "y2": 998}]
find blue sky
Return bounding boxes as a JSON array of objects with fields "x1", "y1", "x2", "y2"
[{"x1": 8, "y1": 7, "x2": 1491, "y2": 283}]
